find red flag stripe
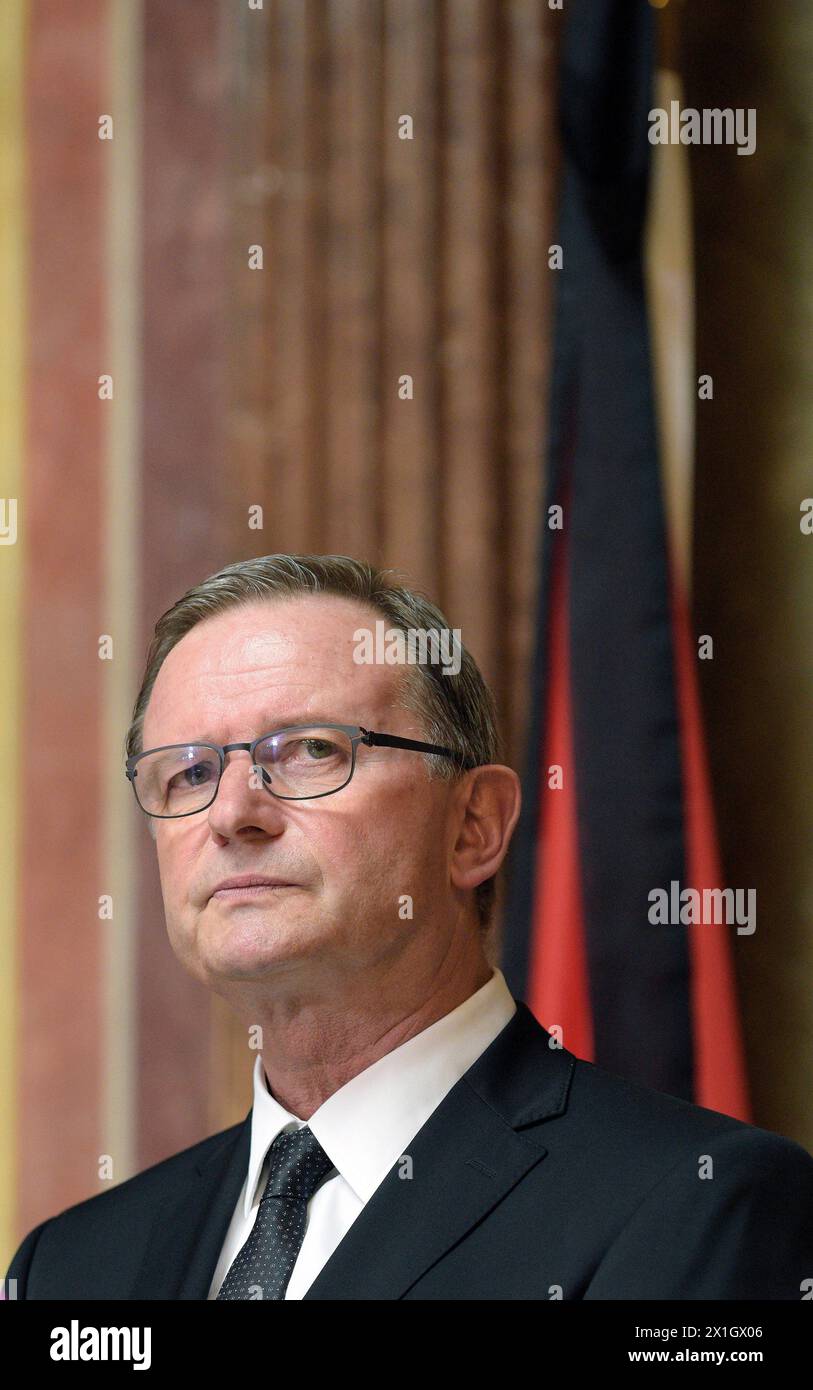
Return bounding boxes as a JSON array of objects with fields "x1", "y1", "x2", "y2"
[
  {"x1": 526, "y1": 532, "x2": 594, "y2": 1060},
  {"x1": 667, "y1": 546, "x2": 751, "y2": 1120}
]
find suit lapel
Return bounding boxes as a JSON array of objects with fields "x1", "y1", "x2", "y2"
[
  {"x1": 304, "y1": 1003, "x2": 575, "y2": 1299},
  {"x1": 129, "y1": 1113, "x2": 252, "y2": 1300}
]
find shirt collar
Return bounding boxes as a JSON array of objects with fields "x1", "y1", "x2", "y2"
[{"x1": 244, "y1": 967, "x2": 517, "y2": 1216}]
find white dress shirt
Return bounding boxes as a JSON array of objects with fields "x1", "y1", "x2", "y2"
[{"x1": 208, "y1": 967, "x2": 517, "y2": 1299}]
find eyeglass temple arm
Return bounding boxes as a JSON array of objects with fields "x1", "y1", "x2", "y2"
[{"x1": 360, "y1": 728, "x2": 475, "y2": 768}]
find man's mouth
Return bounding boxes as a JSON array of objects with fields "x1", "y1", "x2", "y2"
[{"x1": 210, "y1": 876, "x2": 301, "y2": 900}]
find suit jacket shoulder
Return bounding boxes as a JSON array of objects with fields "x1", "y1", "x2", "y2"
[{"x1": 5, "y1": 1118, "x2": 248, "y2": 1300}]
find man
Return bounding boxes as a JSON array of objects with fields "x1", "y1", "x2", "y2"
[{"x1": 6, "y1": 553, "x2": 813, "y2": 1300}]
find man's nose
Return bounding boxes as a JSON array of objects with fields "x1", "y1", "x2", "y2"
[{"x1": 206, "y1": 751, "x2": 288, "y2": 835}]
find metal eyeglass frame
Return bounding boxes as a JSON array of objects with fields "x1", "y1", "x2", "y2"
[{"x1": 125, "y1": 722, "x2": 477, "y2": 818}]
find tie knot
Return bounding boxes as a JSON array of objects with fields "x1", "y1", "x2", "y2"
[{"x1": 263, "y1": 1125, "x2": 334, "y2": 1202}]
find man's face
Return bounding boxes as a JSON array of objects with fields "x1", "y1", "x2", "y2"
[{"x1": 140, "y1": 595, "x2": 463, "y2": 994}]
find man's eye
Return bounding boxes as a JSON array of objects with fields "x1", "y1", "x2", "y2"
[
  {"x1": 169, "y1": 762, "x2": 215, "y2": 790},
  {"x1": 300, "y1": 739, "x2": 336, "y2": 759}
]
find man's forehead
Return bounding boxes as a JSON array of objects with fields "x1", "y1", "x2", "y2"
[{"x1": 142, "y1": 595, "x2": 405, "y2": 742}]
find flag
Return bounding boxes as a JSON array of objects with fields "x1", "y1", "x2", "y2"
[{"x1": 502, "y1": 0, "x2": 750, "y2": 1119}]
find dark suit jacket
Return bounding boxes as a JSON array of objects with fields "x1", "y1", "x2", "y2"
[{"x1": 7, "y1": 1001, "x2": 813, "y2": 1299}]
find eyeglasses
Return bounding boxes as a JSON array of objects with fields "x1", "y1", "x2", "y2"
[{"x1": 125, "y1": 722, "x2": 476, "y2": 818}]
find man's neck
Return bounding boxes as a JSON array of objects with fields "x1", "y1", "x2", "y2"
[{"x1": 257, "y1": 955, "x2": 494, "y2": 1119}]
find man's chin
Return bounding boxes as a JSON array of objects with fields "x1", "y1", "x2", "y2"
[{"x1": 197, "y1": 913, "x2": 326, "y2": 981}]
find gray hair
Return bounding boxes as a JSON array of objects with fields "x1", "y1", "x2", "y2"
[{"x1": 126, "y1": 554, "x2": 504, "y2": 930}]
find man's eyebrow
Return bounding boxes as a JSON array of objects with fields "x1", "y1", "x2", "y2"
[{"x1": 172, "y1": 716, "x2": 367, "y2": 746}]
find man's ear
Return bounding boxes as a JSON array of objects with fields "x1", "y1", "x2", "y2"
[
  {"x1": 147, "y1": 816, "x2": 158, "y2": 842},
  {"x1": 449, "y1": 765, "x2": 521, "y2": 896}
]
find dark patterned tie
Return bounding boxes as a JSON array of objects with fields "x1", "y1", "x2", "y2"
[{"x1": 216, "y1": 1125, "x2": 335, "y2": 1300}]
